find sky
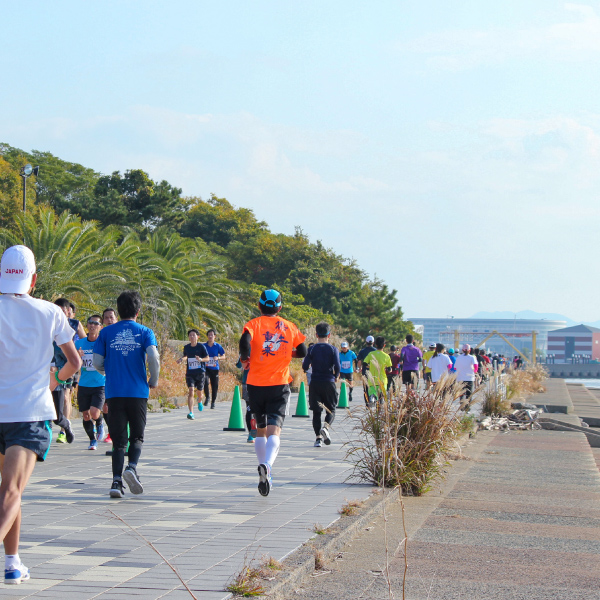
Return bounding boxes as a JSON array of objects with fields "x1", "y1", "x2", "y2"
[{"x1": 2, "y1": 1, "x2": 599, "y2": 321}]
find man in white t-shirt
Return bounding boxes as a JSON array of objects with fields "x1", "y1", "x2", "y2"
[
  {"x1": 0, "y1": 246, "x2": 81, "y2": 585},
  {"x1": 454, "y1": 344, "x2": 478, "y2": 409}
]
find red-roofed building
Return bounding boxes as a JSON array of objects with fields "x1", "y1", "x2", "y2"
[{"x1": 547, "y1": 325, "x2": 600, "y2": 362}]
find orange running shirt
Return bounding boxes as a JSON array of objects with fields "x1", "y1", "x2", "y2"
[{"x1": 243, "y1": 315, "x2": 306, "y2": 386}]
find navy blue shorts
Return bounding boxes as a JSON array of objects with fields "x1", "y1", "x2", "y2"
[{"x1": 0, "y1": 421, "x2": 53, "y2": 462}]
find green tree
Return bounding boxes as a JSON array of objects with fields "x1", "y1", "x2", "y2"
[{"x1": 92, "y1": 170, "x2": 185, "y2": 228}]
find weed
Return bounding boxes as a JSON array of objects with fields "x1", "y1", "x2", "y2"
[
  {"x1": 458, "y1": 413, "x2": 477, "y2": 433},
  {"x1": 481, "y1": 389, "x2": 511, "y2": 416},
  {"x1": 314, "y1": 548, "x2": 326, "y2": 571},
  {"x1": 226, "y1": 566, "x2": 265, "y2": 597},
  {"x1": 339, "y1": 499, "x2": 364, "y2": 517},
  {"x1": 312, "y1": 523, "x2": 331, "y2": 535},
  {"x1": 260, "y1": 555, "x2": 282, "y2": 571}
]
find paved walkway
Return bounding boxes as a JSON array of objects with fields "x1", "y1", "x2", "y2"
[
  {"x1": 293, "y1": 429, "x2": 600, "y2": 600},
  {"x1": 5, "y1": 402, "x2": 372, "y2": 600}
]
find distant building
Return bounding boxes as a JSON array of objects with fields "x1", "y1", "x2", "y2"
[
  {"x1": 547, "y1": 325, "x2": 600, "y2": 362},
  {"x1": 407, "y1": 317, "x2": 566, "y2": 357}
]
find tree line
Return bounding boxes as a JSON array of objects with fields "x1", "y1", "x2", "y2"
[{"x1": 0, "y1": 143, "x2": 414, "y2": 347}]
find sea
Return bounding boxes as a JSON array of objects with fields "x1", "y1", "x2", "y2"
[{"x1": 564, "y1": 378, "x2": 600, "y2": 390}]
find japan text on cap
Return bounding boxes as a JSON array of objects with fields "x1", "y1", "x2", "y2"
[{"x1": 0, "y1": 245, "x2": 36, "y2": 294}]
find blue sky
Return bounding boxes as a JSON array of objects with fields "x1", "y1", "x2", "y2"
[{"x1": 2, "y1": 1, "x2": 599, "y2": 320}]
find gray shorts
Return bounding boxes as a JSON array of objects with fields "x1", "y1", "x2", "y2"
[{"x1": 0, "y1": 421, "x2": 52, "y2": 462}]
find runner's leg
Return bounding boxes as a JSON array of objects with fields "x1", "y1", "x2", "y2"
[
  {"x1": 125, "y1": 398, "x2": 147, "y2": 469},
  {"x1": 108, "y1": 399, "x2": 128, "y2": 480}
]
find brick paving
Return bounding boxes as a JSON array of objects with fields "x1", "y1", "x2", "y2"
[{"x1": 4, "y1": 400, "x2": 372, "y2": 599}]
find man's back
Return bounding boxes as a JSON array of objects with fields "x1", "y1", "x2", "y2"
[
  {"x1": 0, "y1": 294, "x2": 72, "y2": 421},
  {"x1": 94, "y1": 320, "x2": 156, "y2": 399},
  {"x1": 401, "y1": 344, "x2": 422, "y2": 371}
]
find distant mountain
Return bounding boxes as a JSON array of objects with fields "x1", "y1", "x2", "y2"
[{"x1": 469, "y1": 310, "x2": 600, "y2": 329}]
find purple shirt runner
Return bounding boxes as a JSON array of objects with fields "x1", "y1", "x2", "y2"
[{"x1": 400, "y1": 344, "x2": 423, "y2": 371}]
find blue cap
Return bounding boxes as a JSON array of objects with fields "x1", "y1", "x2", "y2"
[{"x1": 259, "y1": 289, "x2": 282, "y2": 308}]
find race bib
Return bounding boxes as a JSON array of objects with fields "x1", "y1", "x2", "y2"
[
  {"x1": 207, "y1": 358, "x2": 217, "y2": 368},
  {"x1": 341, "y1": 360, "x2": 351, "y2": 369},
  {"x1": 188, "y1": 357, "x2": 200, "y2": 370},
  {"x1": 83, "y1": 356, "x2": 95, "y2": 370}
]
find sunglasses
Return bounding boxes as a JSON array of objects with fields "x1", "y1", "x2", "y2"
[{"x1": 87, "y1": 321, "x2": 101, "y2": 326}]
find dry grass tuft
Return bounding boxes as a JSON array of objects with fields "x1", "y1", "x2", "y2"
[
  {"x1": 339, "y1": 499, "x2": 365, "y2": 517},
  {"x1": 312, "y1": 523, "x2": 332, "y2": 535},
  {"x1": 226, "y1": 565, "x2": 265, "y2": 597},
  {"x1": 345, "y1": 375, "x2": 464, "y2": 495},
  {"x1": 314, "y1": 548, "x2": 326, "y2": 571},
  {"x1": 481, "y1": 389, "x2": 512, "y2": 416}
]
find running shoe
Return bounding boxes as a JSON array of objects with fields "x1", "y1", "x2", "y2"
[
  {"x1": 103, "y1": 434, "x2": 112, "y2": 444},
  {"x1": 198, "y1": 402, "x2": 203, "y2": 412},
  {"x1": 5, "y1": 564, "x2": 30, "y2": 584},
  {"x1": 210, "y1": 403, "x2": 215, "y2": 409},
  {"x1": 247, "y1": 434, "x2": 255, "y2": 443},
  {"x1": 56, "y1": 432, "x2": 66, "y2": 444},
  {"x1": 64, "y1": 421, "x2": 75, "y2": 444},
  {"x1": 97, "y1": 424, "x2": 106, "y2": 442},
  {"x1": 187, "y1": 412, "x2": 195, "y2": 420},
  {"x1": 314, "y1": 438, "x2": 323, "y2": 447},
  {"x1": 320, "y1": 427, "x2": 331, "y2": 446},
  {"x1": 88, "y1": 440, "x2": 98, "y2": 451},
  {"x1": 257, "y1": 463, "x2": 272, "y2": 497},
  {"x1": 203, "y1": 398, "x2": 209, "y2": 407},
  {"x1": 109, "y1": 480, "x2": 125, "y2": 498},
  {"x1": 123, "y1": 466, "x2": 143, "y2": 495}
]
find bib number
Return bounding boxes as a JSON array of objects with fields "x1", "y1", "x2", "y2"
[
  {"x1": 207, "y1": 358, "x2": 217, "y2": 368},
  {"x1": 341, "y1": 360, "x2": 351, "y2": 369},
  {"x1": 188, "y1": 357, "x2": 200, "y2": 370},
  {"x1": 83, "y1": 356, "x2": 94, "y2": 370}
]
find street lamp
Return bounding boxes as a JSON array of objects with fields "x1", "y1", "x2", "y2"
[{"x1": 20, "y1": 164, "x2": 39, "y2": 212}]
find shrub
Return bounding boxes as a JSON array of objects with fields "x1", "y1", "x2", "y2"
[{"x1": 345, "y1": 376, "x2": 463, "y2": 495}]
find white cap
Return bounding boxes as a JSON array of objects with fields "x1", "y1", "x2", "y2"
[
  {"x1": 341, "y1": 342, "x2": 349, "y2": 348},
  {"x1": 366, "y1": 335, "x2": 375, "y2": 343},
  {"x1": 462, "y1": 344, "x2": 471, "y2": 352},
  {"x1": 0, "y1": 245, "x2": 36, "y2": 294}
]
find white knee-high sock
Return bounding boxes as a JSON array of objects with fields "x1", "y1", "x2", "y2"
[
  {"x1": 264, "y1": 435, "x2": 280, "y2": 469},
  {"x1": 255, "y1": 436, "x2": 267, "y2": 465}
]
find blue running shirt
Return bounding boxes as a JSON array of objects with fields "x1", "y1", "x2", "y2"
[
  {"x1": 94, "y1": 320, "x2": 157, "y2": 399},
  {"x1": 75, "y1": 337, "x2": 106, "y2": 387},
  {"x1": 204, "y1": 342, "x2": 225, "y2": 370},
  {"x1": 339, "y1": 350, "x2": 357, "y2": 374}
]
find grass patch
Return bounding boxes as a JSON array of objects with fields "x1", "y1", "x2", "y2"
[
  {"x1": 312, "y1": 522, "x2": 332, "y2": 535},
  {"x1": 339, "y1": 499, "x2": 364, "y2": 517},
  {"x1": 226, "y1": 566, "x2": 265, "y2": 597}
]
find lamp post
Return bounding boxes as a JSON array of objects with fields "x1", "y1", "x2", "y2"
[{"x1": 20, "y1": 164, "x2": 39, "y2": 213}]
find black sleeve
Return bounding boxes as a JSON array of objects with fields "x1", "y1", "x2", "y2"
[
  {"x1": 239, "y1": 332, "x2": 252, "y2": 361},
  {"x1": 199, "y1": 344, "x2": 208, "y2": 358},
  {"x1": 294, "y1": 342, "x2": 307, "y2": 358}
]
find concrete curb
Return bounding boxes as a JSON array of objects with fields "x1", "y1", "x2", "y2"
[{"x1": 258, "y1": 430, "x2": 475, "y2": 599}]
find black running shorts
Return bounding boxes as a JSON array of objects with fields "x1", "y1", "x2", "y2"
[
  {"x1": 402, "y1": 370, "x2": 418, "y2": 385},
  {"x1": 186, "y1": 371, "x2": 206, "y2": 389},
  {"x1": 339, "y1": 372, "x2": 353, "y2": 383},
  {"x1": 247, "y1": 384, "x2": 291, "y2": 429},
  {"x1": 77, "y1": 386, "x2": 105, "y2": 412}
]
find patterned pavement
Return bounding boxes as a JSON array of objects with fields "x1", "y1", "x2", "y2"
[{"x1": 4, "y1": 400, "x2": 372, "y2": 599}]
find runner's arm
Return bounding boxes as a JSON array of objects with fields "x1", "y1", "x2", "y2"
[
  {"x1": 292, "y1": 343, "x2": 307, "y2": 358},
  {"x1": 52, "y1": 341, "x2": 82, "y2": 392},
  {"x1": 147, "y1": 345, "x2": 160, "y2": 388},
  {"x1": 239, "y1": 331, "x2": 251, "y2": 361},
  {"x1": 93, "y1": 353, "x2": 105, "y2": 375},
  {"x1": 77, "y1": 322, "x2": 86, "y2": 340}
]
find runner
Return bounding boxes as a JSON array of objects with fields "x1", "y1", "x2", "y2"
[
  {"x1": 427, "y1": 343, "x2": 452, "y2": 385},
  {"x1": 53, "y1": 298, "x2": 84, "y2": 443},
  {"x1": 400, "y1": 334, "x2": 422, "y2": 391},
  {"x1": 339, "y1": 342, "x2": 357, "y2": 401},
  {"x1": 99, "y1": 308, "x2": 118, "y2": 445},
  {"x1": 177, "y1": 329, "x2": 209, "y2": 420},
  {"x1": 0, "y1": 245, "x2": 81, "y2": 584},
  {"x1": 75, "y1": 315, "x2": 106, "y2": 450},
  {"x1": 302, "y1": 322, "x2": 340, "y2": 447},
  {"x1": 93, "y1": 291, "x2": 160, "y2": 498},
  {"x1": 454, "y1": 344, "x2": 478, "y2": 410},
  {"x1": 356, "y1": 336, "x2": 376, "y2": 404},
  {"x1": 422, "y1": 343, "x2": 436, "y2": 389},
  {"x1": 203, "y1": 329, "x2": 225, "y2": 409},
  {"x1": 448, "y1": 348, "x2": 457, "y2": 373},
  {"x1": 387, "y1": 345, "x2": 401, "y2": 393},
  {"x1": 363, "y1": 336, "x2": 392, "y2": 403},
  {"x1": 239, "y1": 289, "x2": 306, "y2": 496}
]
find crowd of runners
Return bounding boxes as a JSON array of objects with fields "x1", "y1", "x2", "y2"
[{"x1": 0, "y1": 242, "x2": 514, "y2": 585}]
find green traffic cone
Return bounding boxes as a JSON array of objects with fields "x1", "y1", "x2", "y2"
[
  {"x1": 292, "y1": 381, "x2": 310, "y2": 418},
  {"x1": 223, "y1": 385, "x2": 246, "y2": 431},
  {"x1": 338, "y1": 381, "x2": 349, "y2": 408}
]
